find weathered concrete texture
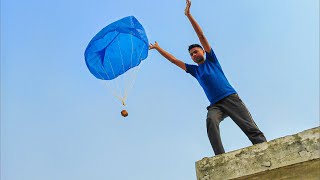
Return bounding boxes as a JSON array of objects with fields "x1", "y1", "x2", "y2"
[{"x1": 195, "y1": 127, "x2": 320, "y2": 180}]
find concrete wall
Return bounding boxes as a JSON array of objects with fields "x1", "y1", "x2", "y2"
[{"x1": 195, "y1": 127, "x2": 320, "y2": 180}]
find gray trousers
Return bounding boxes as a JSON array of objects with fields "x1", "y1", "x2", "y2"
[{"x1": 206, "y1": 93, "x2": 267, "y2": 155}]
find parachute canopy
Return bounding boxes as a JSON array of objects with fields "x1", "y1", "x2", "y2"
[{"x1": 85, "y1": 16, "x2": 149, "y2": 80}]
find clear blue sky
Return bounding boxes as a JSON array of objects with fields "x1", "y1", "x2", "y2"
[{"x1": 1, "y1": 0, "x2": 319, "y2": 180}]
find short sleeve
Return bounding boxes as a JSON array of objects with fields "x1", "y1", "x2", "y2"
[
  {"x1": 206, "y1": 48, "x2": 218, "y2": 62},
  {"x1": 185, "y1": 63, "x2": 197, "y2": 78}
]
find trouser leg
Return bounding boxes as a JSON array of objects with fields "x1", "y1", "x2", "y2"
[
  {"x1": 206, "y1": 106, "x2": 228, "y2": 155},
  {"x1": 222, "y1": 94, "x2": 267, "y2": 144}
]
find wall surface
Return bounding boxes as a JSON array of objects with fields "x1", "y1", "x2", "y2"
[{"x1": 195, "y1": 127, "x2": 320, "y2": 180}]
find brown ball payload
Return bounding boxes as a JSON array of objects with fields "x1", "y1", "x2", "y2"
[{"x1": 121, "y1": 110, "x2": 128, "y2": 117}]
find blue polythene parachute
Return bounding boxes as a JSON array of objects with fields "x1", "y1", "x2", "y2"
[{"x1": 85, "y1": 16, "x2": 149, "y2": 80}]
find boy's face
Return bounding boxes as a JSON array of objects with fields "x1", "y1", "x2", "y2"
[{"x1": 189, "y1": 47, "x2": 205, "y2": 64}]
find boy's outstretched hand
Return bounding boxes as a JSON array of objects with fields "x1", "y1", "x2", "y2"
[
  {"x1": 185, "y1": 0, "x2": 191, "y2": 16},
  {"x1": 149, "y1": 41, "x2": 159, "y2": 50}
]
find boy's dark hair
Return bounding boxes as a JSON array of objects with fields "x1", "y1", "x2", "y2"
[{"x1": 188, "y1": 44, "x2": 203, "y2": 51}]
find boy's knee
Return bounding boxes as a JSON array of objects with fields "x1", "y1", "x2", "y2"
[{"x1": 206, "y1": 116, "x2": 220, "y2": 127}]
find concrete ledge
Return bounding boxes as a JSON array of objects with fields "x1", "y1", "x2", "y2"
[{"x1": 195, "y1": 127, "x2": 320, "y2": 180}]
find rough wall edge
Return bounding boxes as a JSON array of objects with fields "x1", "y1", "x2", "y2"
[{"x1": 195, "y1": 126, "x2": 320, "y2": 180}]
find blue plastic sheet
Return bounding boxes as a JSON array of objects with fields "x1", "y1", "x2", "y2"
[{"x1": 85, "y1": 16, "x2": 149, "y2": 80}]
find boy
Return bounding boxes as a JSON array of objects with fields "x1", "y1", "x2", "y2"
[{"x1": 149, "y1": 0, "x2": 267, "y2": 155}]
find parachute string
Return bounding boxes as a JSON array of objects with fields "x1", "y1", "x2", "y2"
[
  {"x1": 123, "y1": 43, "x2": 146, "y2": 101},
  {"x1": 102, "y1": 51, "x2": 120, "y2": 89},
  {"x1": 97, "y1": 30, "x2": 124, "y2": 105},
  {"x1": 123, "y1": 64, "x2": 142, "y2": 101},
  {"x1": 104, "y1": 81, "x2": 124, "y2": 106},
  {"x1": 136, "y1": 43, "x2": 146, "y2": 67},
  {"x1": 101, "y1": 30, "x2": 119, "y2": 80},
  {"x1": 123, "y1": 31, "x2": 136, "y2": 102},
  {"x1": 93, "y1": 69, "x2": 123, "y2": 106},
  {"x1": 109, "y1": 29, "x2": 123, "y2": 95},
  {"x1": 104, "y1": 51, "x2": 122, "y2": 96},
  {"x1": 116, "y1": 33, "x2": 126, "y2": 76},
  {"x1": 123, "y1": 31, "x2": 134, "y2": 101},
  {"x1": 130, "y1": 31, "x2": 134, "y2": 68},
  {"x1": 121, "y1": 18, "x2": 136, "y2": 104},
  {"x1": 99, "y1": 64, "x2": 122, "y2": 101},
  {"x1": 122, "y1": 31, "x2": 135, "y2": 102},
  {"x1": 87, "y1": 53, "x2": 123, "y2": 104},
  {"x1": 115, "y1": 32, "x2": 127, "y2": 101}
]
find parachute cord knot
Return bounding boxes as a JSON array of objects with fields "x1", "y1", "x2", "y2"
[{"x1": 121, "y1": 99, "x2": 126, "y2": 106}]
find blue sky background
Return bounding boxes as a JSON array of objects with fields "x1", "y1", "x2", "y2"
[{"x1": 1, "y1": 0, "x2": 319, "y2": 180}]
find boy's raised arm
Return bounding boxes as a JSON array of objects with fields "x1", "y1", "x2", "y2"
[{"x1": 185, "y1": 0, "x2": 211, "y2": 53}]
